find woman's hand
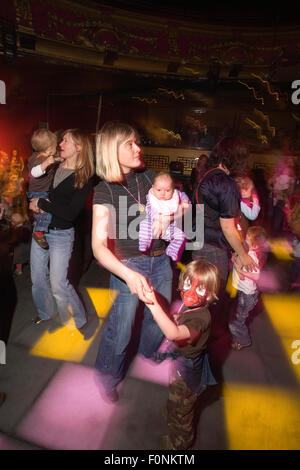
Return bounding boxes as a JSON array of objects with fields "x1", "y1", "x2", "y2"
[
  {"x1": 144, "y1": 289, "x2": 157, "y2": 306},
  {"x1": 125, "y1": 269, "x2": 154, "y2": 304}
]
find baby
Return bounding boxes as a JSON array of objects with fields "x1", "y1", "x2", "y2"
[
  {"x1": 27, "y1": 128, "x2": 62, "y2": 249},
  {"x1": 139, "y1": 172, "x2": 190, "y2": 261}
]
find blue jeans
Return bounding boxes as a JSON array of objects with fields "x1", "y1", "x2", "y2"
[
  {"x1": 192, "y1": 242, "x2": 229, "y2": 288},
  {"x1": 30, "y1": 228, "x2": 87, "y2": 328},
  {"x1": 228, "y1": 290, "x2": 259, "y2": 345},
  {"x1": 94, "y1": 253, "x2": 173, "y2": 391},
  {"x1": 27, "y1": 191, "x2": 52, "y2": 232}
]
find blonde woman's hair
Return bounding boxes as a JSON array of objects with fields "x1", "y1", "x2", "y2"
[
  {"x1": 31, "y1": 128, "x2": 57, "y2": 153},
  {"x1": 179, "y1": 260, "x2": 220, "y2": 305},
  {"x1": 62, "y1": 129, "x2": 95, "y2": 189},
  {"x1": 95, "y1": 121, "x2": 137, "y2": 183}
]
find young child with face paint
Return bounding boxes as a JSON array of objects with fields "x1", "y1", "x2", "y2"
[{"x1": 146, "y1": 259, "x2": 219, "y2": 450}]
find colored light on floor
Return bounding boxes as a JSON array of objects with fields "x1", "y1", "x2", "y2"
[
  {"x1": 16, "y1": 363, "x2": 127, "y2": 450},
  {"x1": 269, "y1": 238, "x2": 294, "y2": 260},
  {"x1": 262, "y1": 294, "x2": 300, "y2": 334},
  {"x1": 226, "y1": 270, "x2": 237, "y2": 298},
  {"x1": 29, "y1": 319, "x2": 102, "y2": 362},
  {"x1": 263, "y1": 294, "x2": 300, "y2": 385},
  {"x1": 86, "y1": 288, "x2": 119, "y2": 318},
  {"x1": 224, "y1": 384, "x2": 300, "y2": 450},
  {"x1": 29, "y1": 288, "x2": 118, "y2": 362}
]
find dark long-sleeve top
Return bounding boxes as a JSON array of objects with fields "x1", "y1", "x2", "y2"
[{"x1": 37, "y1": 173, "x2": 94, "y2": 229}]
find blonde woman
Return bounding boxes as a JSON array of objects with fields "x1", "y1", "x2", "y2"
[
  {"x1": 92, "y1": 121, "x2": 173, "y2": 402},
  {"x1": 29, "y1": 129, "x2": 94, "y2": 330}
]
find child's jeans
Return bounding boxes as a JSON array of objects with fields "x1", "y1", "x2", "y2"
[
  {"x1": 27, "y1": 191, "x2": 52, "y2": 232},
  {"x1": 229, "y1": 290, "x2": 259, "y2": 346}
]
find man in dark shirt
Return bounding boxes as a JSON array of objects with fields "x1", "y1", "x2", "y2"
[{"x1": 192, "y1": 136, "x2": 257, "y2": 289}]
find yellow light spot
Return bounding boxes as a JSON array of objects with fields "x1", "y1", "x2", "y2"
[
  {"x1": 263, "y1": 294, "x2": 300, "y2": 384},
  {"x1": 176, "y1": 262, "x2": 186, "y2": 272},
  {"x1": 86, "y1": 288, "x2": 119, "y2": 318},
  {"x1": 224, "y1": 383, "x2": 300, "y2": 449},
  {"x1": 29, "y1": 321, "x2": 102, "y2": 362},
  {"x1": 29, "y1": 288, "x2": 119, "y2": 362},
  {"x1": 269, "y1": 238, "x2": 294, "y2": 260},
  {"x1": 226, "y1": 270, "x2": 237, "y2": 298}
]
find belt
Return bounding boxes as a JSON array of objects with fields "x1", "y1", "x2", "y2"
[
  {"x1": 50, "y1": 227, "x2": 70, "y2": 231},
  {"x1": 141, "y1": 248, "x2": 165, "y2": 257}
]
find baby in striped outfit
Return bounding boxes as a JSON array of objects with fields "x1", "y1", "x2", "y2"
[{"x1": 139, "y1": 172, "x2": 190, "y2": 261}]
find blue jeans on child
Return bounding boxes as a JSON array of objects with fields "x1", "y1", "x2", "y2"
[
  {"x1": 94, "y1": 252, "x2": 173, "y2": 393},
  {"x1": 27, "y1": 191, "x2": 52, "y2": 232},
  {"x1": 229, "y1": 290, "x2": 259, "y2": 346},
  {"x1": 30, "y1": 228, "x2": 87, "y2": 328}
]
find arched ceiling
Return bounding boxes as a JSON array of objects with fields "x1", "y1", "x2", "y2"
[
  {"x1": 75, "y1": 0, "x2": 300, "y2": 26},
  {"x1": 1, "y1": 0, "x2": 300, "y2": 84}
]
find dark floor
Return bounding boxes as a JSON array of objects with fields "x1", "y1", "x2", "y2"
[{"x1": 0, "y1": 255, "x2": 300, "y2": 451}]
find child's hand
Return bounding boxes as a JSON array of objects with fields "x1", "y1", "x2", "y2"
[
  {"x1": 252, "y1": 191, "x2": 259, "y2": 205},
  {"x1": 144, "y1": 289, "x2": 157, "y2": 305},
  {"x1": 29, "y1": 198, "x2": 41, "y2": 214}
]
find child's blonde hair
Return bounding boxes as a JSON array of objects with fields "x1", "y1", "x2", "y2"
[
  {"x1": 31, "y1": 128, "x2": 57, "y2": 153},
  {"x1": 179, "y1": 260, "x2": 219, "y2": 305},
  {"x1": 246, "y1": 226, "x2": 267, "y2": 248}
]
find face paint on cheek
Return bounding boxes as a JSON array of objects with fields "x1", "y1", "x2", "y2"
[{"x1": 180, "y1": 277, "x2": 207, "y2": 307}]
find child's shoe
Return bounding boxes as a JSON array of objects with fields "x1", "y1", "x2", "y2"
[{"x1": 33, "y1": 232, "x2": 49, "y2": 249}]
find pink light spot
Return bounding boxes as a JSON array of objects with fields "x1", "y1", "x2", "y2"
[
  {"x1": 129, "y1": 354, "x2": 172, "y2": 386},
  {"x1": 0, "y1": 432, "x2": 34, "y2": 450},
  {"x1": 16, "y1": 363, "x2": 127, "y2": 450}
]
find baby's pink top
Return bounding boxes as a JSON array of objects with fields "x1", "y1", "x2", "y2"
[{"x1": 148, "y1": 187, "x2": 180, "y2": 215}]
